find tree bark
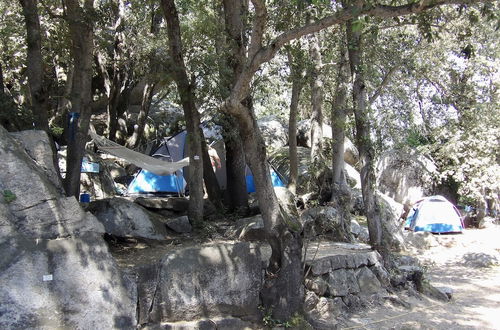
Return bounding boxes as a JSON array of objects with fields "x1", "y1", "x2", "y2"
[
  {"x1": 224, "y1": 100, "x2": 304, "y2": 320},
  {"x1": 160, "y1": 0, "x2": 204, "y2": 226},
  {"x1": 223, "y1": 126, "x2": 249, "y2": 213},
  {"x1": 200, "y1": 131, "x2": 224, "y2": 210},
  {"x1": 308, "y1": 30, "x2": 324, "y2": 162},
  {"x1": 345, "y1": 17, "x2": 388, "y2": 255},
  {"x1": 62, "y1": 0, "x2": 95, "y2": 198},
  {"x1": 286, "y1": 49, "x2": 305, "y2": 195},
  {"x1": 19, "y1": 0, "x2": 49, "y2": 132},
  {"x1": 331, "y1": 38, "x2": 349, "y2": 188},
  {"x1": 127, "y1": 80, "x2": 155, "y2": 149},
  {"x1": 216, "y1": 0, "x2": 251, "y2": 213}
]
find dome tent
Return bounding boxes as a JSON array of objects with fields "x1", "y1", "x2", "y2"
[
  {"x1": 405, "y1": 195, "x2": 464, "y2": 233},
  {"x1": 127, "y1": 128, "x2": 286, "y2": 196}
]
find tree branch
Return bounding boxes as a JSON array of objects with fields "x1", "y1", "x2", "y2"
[
  {"x1": 248, "y1": 0, "x2": 267, "y2": 60},
  {"x1": 229, "y1": 0, "x2": 484, "y2": 105}
]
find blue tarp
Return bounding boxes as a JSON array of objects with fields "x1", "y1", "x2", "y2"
[{"x1": 245, "y1": 170, "x2": 286, "y2": 193}]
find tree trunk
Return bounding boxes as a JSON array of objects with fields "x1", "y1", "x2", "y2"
[
  {"x1": 346, "y1": 18, "x2": 388, "y2": 256},
  {"x1": 223, "y1": 125, "x2": 249, "y2": 213},
  {"x1": 0, "y1": 62, "x2": 18, "y2": 131},
  {"x1": 127, "y1": 80, "x2": 154, "y2": 149},
  {"x1": 331, "y1": 38, "x2": 349, "y2": 188},
  {"x1": 63, "y1": 0, "x2": 95, "y2": 198},
  {"x1": 160, "y1": 0, "x2": 204, "y2": 226},
  {"x1": 200, "y1": 131, "x2": 224, "y2": 210},
  {"x1": 19, "y1": 0, "x2": 49, "y2": 132},
  {"x1": 215, "y1": 0, "x2": 250, "y2": 213},
  {"x1": 286, "y1": 49, "x2": 305, "y2": 195},
  {"x1": 308, "y1": 30, "x2": 324, "y2": 162},
  {"x1": 225, "y1": 102, "x2": 304, "y2": 320}
]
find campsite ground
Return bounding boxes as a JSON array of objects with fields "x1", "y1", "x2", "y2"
[{"x1": 343, "y1": 224, "x2": 500, "y2": 329}]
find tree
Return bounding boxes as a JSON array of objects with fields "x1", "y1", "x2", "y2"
[
  {"x1": 216, "y1": 0, "x2": 488, "y2": 317},
  {"x1": 286, "y1": 45, "x2": 306, "y2": 195},
  {"x1": 62, "y1": 0, "x2": 95, "y2": 198},
  {"x1": 19, "y1": 0, "x2": 49, "y2": 132},
  {"x1": 160, "y1": 0, "x2": 205, "y2": 226}
]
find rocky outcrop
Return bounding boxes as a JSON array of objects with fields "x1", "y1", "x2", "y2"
[
  {"x1": 0, "y1": 127, "x2": 136, "y2": 329},
  {"x1": 136, "y1": 242, "x2": 265, "y2": 326}
]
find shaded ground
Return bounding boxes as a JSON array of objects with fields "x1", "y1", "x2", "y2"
[{"x1": 343, "y1": 225, "x2": 500, "y2": 329}]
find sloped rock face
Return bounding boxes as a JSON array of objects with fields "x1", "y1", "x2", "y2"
[
  {"x1": 10, "y1": 130, "x2": 63, "y2": 191},
  {"x1": 136, "y1": 242, "x2": 264, "y2": 326},
  {"x1": 0, "y1": 127, "x2": 136, "y2": 329},
  {"x1": 88, "y1": 197, "x2": 169, "y2": 239}
]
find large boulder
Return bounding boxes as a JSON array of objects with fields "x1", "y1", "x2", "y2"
[
  {"x1": 0, "y1": 127, "x2": 136, "y2": 329},
  {"x1": 377, "y1": 150, "x2": 437, "y2": 208},
  {"x1": 257, "y1": 116, "x2": 288, "y2": 150},
  {"x1": 297, "y1": 119, "x2": 359, "y2": 166},
  {"x1": 300, "y1": 206, "x2": 350, "y2": 241},
  {"x1": 1, "y1": 129, "x2": 104, "y2": 239},
  {"x1": 136, "y1": 242, "x2": 265, "y2": 324},
  {"x1": 87, "y1": 197, "x2": 169, "y2": 240}
]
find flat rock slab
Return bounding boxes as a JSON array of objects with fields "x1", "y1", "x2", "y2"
[
  {"x1": 305, "y1": 241, "x2": 381, "y2": 276},
  {"x1": 138, "y1": 242, "x2": 264, "y2": 324},
  {"x1": 135, "y1": 197, "x2": 189, "y2": 212}
]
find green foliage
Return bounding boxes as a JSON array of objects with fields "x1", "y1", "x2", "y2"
[
  {"x1": 259, "y1": 306, "x2": 310, "y2": 329},
  {"x1": 49, "y1": 124, "x2": 64, "y2": 139},
  {"x1": 2, "y1": 190, "x2": 16, "y2": 203}
]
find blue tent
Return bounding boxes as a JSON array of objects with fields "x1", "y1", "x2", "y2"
[
  {"x1": 127, "y1": 130, "x2": 286, "y2": 195},
  {"x1": 405, "y1": 196, "x2": 464, "y2": 233}
]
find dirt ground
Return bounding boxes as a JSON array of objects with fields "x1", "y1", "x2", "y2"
[{"x1": 342, "y1": 224, "x2": 500, "y2": 329}]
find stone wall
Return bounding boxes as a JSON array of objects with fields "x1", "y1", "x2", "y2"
[{"x1": 303, "y1": 242, "x2": 390, "y2": 329}]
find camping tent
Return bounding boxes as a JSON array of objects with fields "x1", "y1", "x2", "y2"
[
  {"x1": 127, "y1": 129, "x2": 286, "y2": 195},
  {"x1": 405, "y1": 195, "x2": 464, "y2": 233}
]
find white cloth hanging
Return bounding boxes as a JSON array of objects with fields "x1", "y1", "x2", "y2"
[{"x1": 89, "y1": 131, "x2": 189, "y2": 176}]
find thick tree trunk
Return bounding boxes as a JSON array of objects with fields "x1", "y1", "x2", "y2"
[
  {"x1": 346, "y1": 18, "x2": 388, "y2": 256},
  {"x1": 223, "y1": 125, "x2": 249, "y2": 212},
  {"x1": 19, "y1": 0, "x2": 49, "y2": 132},
  {"x1": 63, "y1": 0, "x2": 94, "y2": 198},
  {"x1": 212, "y1": 0, "x2": 250, "y2": 213},
  {"x1": 226, "y1": 102, "x2": 303, "y2": 320},
  {"x1": 286, "y1": 50, "x2": 305, "y2": 195},
  {"x1": 161, "y1": 0, "x2": 204, "y2": 226}
]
